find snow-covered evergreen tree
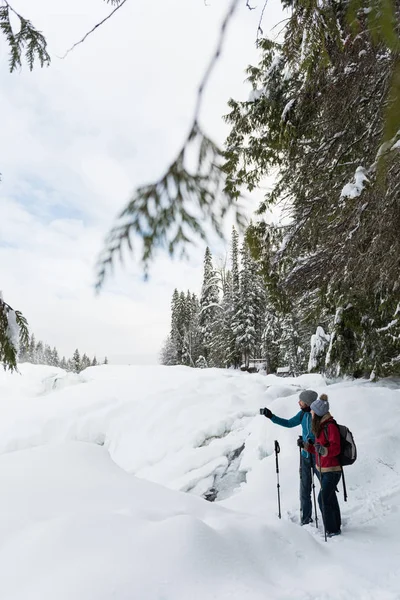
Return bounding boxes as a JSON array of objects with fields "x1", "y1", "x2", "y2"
[
  {"x1": 199, "y1": 247, "x2": 220, "y2": 365},
  {"x1": 181, "y1": 292, "x2": 202, "y2": 367},
  {"x1": 308, "y1": 326, "x2": 330, "y2": 373},
  {"x1": 44, "y1": 344, "x2": 52, "y2": 365},
  {"x1": 18, "y1": 336, "x2": 29, "y2": 363},
  {"x1": 160, "y1": 336, "x2": 178, "y2": 366},
  {"x1": 36, "y1": 341, "x2": 44, "y2": 365},
  {"x1": 91, "y1": 356, "x2": 98, "y2": 366},
  {"x1": 228, "y1": 228, "x2": 241, "y2": 368},
  {"x1": 28, "y1": 334, "x2": 36, "y2": 364},
  {"x1": 232, "y1": 239, "x2": 266, "y2": 368},
  {"x1": 72, "y1": 349, "x2": 81, "y2": 373},
  {"x1": 195, "y1": 355, "x2": 208, "y2": 369},
  {"x1": 279, "y1": 312, "x2": 307, "y2": 376},
  {"x1": 263, "y1": 309, "x2": 282, "y2": 374},
  {"x1": 217, "y1": 269, "x2": 234, "y2": 368},
  {"x1": 81, "y1": 353, "x2": 91, "y2": 371},
  {"x1": 50, "y1": 347, "x2": 60, "y2": 367},
  {"x1": 170, "y1": 289, "x2": 182, "y2": 365}
]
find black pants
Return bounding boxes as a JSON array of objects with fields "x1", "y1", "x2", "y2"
[
  {"x1": 300, "y1": 453, "x2": 317, "y2": 524},
  {"x1": 318, "y1": 471, "x2": 342, "y2": 534}
]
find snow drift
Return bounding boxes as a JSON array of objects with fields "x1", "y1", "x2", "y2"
[{"x1": 0, "y1": 364, "x2": 399, "y2": 599}]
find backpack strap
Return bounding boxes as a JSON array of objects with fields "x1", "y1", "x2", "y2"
[
  {"x1": 323, "y1": 418, "x2": 339, "y2": 446},
  {"x1": 322, "y1": 423, "x2": 330, "y2": 447},
  {"x1": 324, "y1": 420, "x2": 348, "y2": 502}
]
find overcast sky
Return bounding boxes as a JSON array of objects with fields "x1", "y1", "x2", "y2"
[{"x1": 0, "y1": 0, "x2": 283, "y2": 364}]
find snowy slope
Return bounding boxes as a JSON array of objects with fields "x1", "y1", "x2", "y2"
[{"x1": 0, "y1": 364, "x2": 399, "y2": 599}]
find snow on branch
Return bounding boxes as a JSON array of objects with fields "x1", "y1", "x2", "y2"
[{"x1": 340, "y1": 166, "x2": 369, "y2": 199}]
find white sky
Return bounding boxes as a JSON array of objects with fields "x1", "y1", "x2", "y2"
[{"x1": 0, "y1": 0, "x2": 283, "y2": 364}]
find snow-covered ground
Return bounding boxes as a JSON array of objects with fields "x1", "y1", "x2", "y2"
[{"x1": 0, "y1": 364, "x2": 399, "y2": 599}]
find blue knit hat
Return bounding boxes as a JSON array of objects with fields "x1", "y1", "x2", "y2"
[{"x1": 310, "y1": 395, "x2": 330, "y2": 417}]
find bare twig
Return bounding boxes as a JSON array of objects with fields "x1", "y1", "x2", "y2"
[
  {"x1": 193, "y1": 0, "x2": 241, "y2": 124},
  {"x1": 60, "y1": 0, "x2": 128, "y2": 59},
  {"x1": 246, "y1": 0, "x2": 256, "y2": 10},
  {"x1": 257, "y1": 0, "x2": 269, "y2": 38}
]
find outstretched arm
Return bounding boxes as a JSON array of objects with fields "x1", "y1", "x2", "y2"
[{"x1": 270, "y1": 411, "x2": 303, "y2": 428}]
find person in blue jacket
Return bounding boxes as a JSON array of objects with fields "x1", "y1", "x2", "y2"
[{"x1": 260, "y1": 390, "x2": 318, "y2": 525}]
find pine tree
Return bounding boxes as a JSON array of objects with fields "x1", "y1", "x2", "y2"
[
  {"x1": 223, "y1": 7, "x2": 400, "y2": 377},
  {"x1": 263, "y1": 309, "x2": 283, "y2": 374},
  {"x1": 160, "y1": 336, "x2": 178, "y2": 366},
  {"x1": 60, "y1": 356, "x2": 68, "y2": 370},
  {"x1": 18, "y1": 335, "x2": 29, "y2": 363},
  {"x1": 233, "y1": 242, "x2": 258, "y2": 368},
  {"x1": 279, "y1": 313, "x2": 304, "y2": 376},
  {"x1": 181, "y1": 291, "x2": 201, "y2": 367},
  {"x1": 50, "y1": 347, "x2": 60, "y2": 367},
  {"x1": 216, "y1": 269, "x2": 233, "y2": 368},
  {"x1": 199, "y1": 247, "x2": 220, "y2": 366},
  {"x1": 170, "y1": 289, "x2": 182, "y2": 365},
  {"x1": 0, "y1": 294, "x2": 29, "y2": 372},
  {"x1": 44, "y1": 344, "x2": 52, "y2": 365},
  {"x1": 81, "y1": 353, "x2": 91, "y2": 371},
  {"x1": 228, "y1": 228, "x2": 241, "y2": 368},
  {"x1": 103, "y1": 356, "x2": 109, "y2": 365},
  {"x1": 72, "y1": 349, "x2": 81, "y2": 373},
  {"x1": 36, "y1": 340, "x2": 44, "y2": 365},
  {"x1": 91, "y1": 356, "x2": 98, "y2": 366},
  {"x1": 308, "y1": 326, "x2": 330, "y2": 373}
]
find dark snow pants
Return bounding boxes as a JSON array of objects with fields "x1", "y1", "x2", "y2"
[
  {"x1": 318, "y1": 471, "x2": 342, "y2": 534},
  {"x1": 300, "y1": 452, "x2": 317, "y2": 524}
]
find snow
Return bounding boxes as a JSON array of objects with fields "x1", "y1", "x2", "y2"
[
  {"x1": 6, "y1": 309, "x2": 20, "y2": 354},
  {"x1": 308, "y1": 326, "x2": 330, "y2": 371},
  {"x1": 0, "y1": 364, "x2": 400, "y2": 599},
  {"x1": 341, "y1": 166, "x2": 369, "y2": 199},
  {"x1": 248, "y1": 87, "x2": 266, "y2": 102},
  {"x1": 281, "y1": 98, "x2": 295, "y2": 121},
  {"x1": 392, "y1": 139, "x2": 400, "y2": 150}
]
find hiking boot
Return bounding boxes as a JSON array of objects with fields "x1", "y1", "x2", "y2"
[
  {"x1": 301, "y1": 518, "x2": 313, "y2": 526},
  {"x1": 327, "y1": 530, "x2": 341, "y2": 538}
]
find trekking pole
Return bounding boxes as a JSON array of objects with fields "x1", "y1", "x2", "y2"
[
  {"x1": 317, "y1": 452, "x2": 327, "y2": 542},
  {"x1": 274, "y1": 440, "x2": 281, "y2": 519},
  {"x1": 311, "y1": 466, "x2": 319, "y2": 529},
  {"x1": 298, "y1": 441, "x2": 303, "y2": 523}
]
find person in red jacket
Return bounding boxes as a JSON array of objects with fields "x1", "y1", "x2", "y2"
[{"x1": 299, "y1": 394, "x2": 342, "y2": 537}]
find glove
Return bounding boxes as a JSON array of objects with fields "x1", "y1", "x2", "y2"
[
  {"x1": 314, "y1": 442, "x2": 327, "y2": 456},
  {"x1": 260, "y1": 407, "x2": 273, "y2": 419},
  {"x1": 297, "y1": 437, "x2": 305, "y2": 449}
]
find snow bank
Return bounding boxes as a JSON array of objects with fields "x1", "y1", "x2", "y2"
[{"x1": 0, "y1": 364, "x2": 399, "y2": 599}]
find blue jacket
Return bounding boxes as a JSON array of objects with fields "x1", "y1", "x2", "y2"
[{"x1": 271, "y1": 410, "x2": 315, "y2": 457}]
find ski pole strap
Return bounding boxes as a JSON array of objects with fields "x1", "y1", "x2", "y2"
[
  {"x1": 274, "y1": 440, "x2": 280, "y2": 454},
  {"x1": 341, "y1": 466, "x2": 348, "y2": 502}
]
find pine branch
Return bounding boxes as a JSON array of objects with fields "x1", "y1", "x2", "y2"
[
  {"x1": 0, "y1": 297, "x2": 29, "y2": 372},
  {"x1": 96, "y1": 123, "x2": 247, "y2": 288},
  {"x1": 97, "y1": 0, "x2": 244, "y2": 287},
  {"x1": 60, "y1": 0, "x2": 129, "y2": 59},
  {"x1": 0, "y1": 1, "x2": 50, "y2": 72}
]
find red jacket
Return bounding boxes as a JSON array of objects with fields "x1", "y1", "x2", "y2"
[{"x1": 307, "y1": 415, "x2": 341, "y2": 473}]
